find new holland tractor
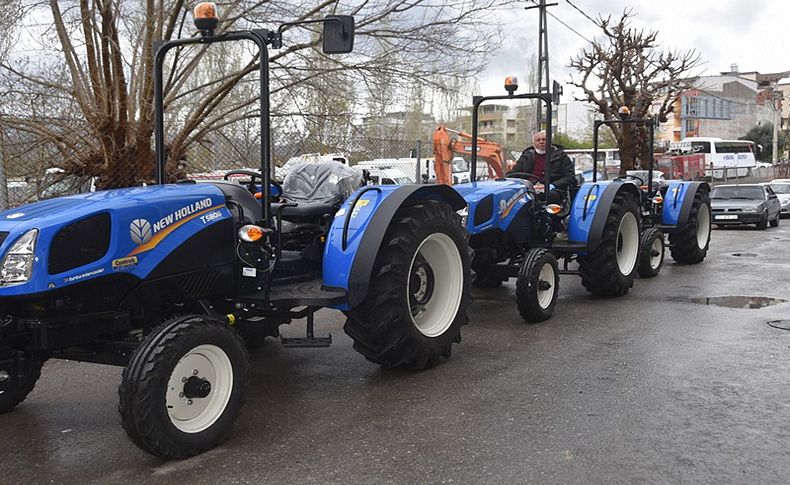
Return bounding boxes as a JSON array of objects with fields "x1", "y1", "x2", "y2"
[
  {"x1": 0, "y1": 5, "x2": 471, "y2": 459},
  {"x1": 590, "y1": 107, "x2": 712, "y2": 278},
  {"x1": 448, "y1": 78, "x2": 710, "y2": 323}
]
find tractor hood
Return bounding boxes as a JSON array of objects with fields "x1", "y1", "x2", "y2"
[
  {"x1": 453, "y1": 179, "x2": 535, "y2": 233},
  {"x1": 0, "y1": 184, "x2": 226, "y2": 232},
  {"x1": 0, "y1": 183, "x2": 233, "y2": 296}
]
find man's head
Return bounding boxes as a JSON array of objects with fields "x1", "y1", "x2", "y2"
[{"x1": 532, "y1": 130, "x2": 547, "y2": 153}]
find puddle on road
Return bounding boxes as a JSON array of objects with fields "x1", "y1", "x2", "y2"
[
  {"x1": 730, "y1": 252, "x2": 758, "y2": 257},
  {"x1": 683, "y1": 296, "x2": 789, "y2": 309},
  {"x1": 767, "y1": 320, "x2": 790, "y2": 330}
]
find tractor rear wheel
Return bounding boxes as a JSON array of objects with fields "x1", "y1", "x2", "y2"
[
  {"x1": 637, "y1": 228, "x2": 665, "y2": 278},
  {"x1": 344, "y1": 201, "x2": 471, "y2": 370},
  {"x1": 0, "y1": 354, "x2": 43, "y2": 414},
  {"x1": 119, "y1": 315, "x2": 249, "y2": 459},
  {"x1": 516, "y1": 248, "x2": 559, "y2": 323},
  {"x1": 669, "y1": 190, "x2": 711, "y2": 263},
  {"x1": 578, "y1": 192, "x2": 641, "y2": 296}
]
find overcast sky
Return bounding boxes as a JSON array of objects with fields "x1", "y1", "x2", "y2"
[{"x1": 478, "y1": 0, "x2": 790, "y2": 98}]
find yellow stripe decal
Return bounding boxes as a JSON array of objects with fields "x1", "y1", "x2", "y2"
[{"x1": 501, "y1": 193, "x2": 525, "y2": 219}]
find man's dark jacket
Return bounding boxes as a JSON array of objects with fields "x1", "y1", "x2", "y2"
[{"x1": 507, "y1": 144, "x2": 577, "y2": 190}]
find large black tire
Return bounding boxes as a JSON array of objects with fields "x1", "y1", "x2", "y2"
[
  {"x1": 637, "y1": 228, "x2": 665, "y2": 278},
  {"x1": 119, "y1": 315, "x2": 249, "y2": 459},
  {"x1": 770, "y1": 213, "x2": 780, "y2": 227},
  {"x1": 344, "y1": 201, "x2": 471, "y2": 370},
  {"x1": 516, "y1": 248, "x2": 559, "y2": 323},
  {"x1": 756, "y1": 210, "x2": 769, "y2": 230},
  {"x1": 0, "y1": 355, "x2": 43, "y2": 413},
  {"x1": 669, "y1": 190, "x2": 711, "y2": 264},
  {"x1": 578, "y1": 191, "x2": 641, "y2": 296}
]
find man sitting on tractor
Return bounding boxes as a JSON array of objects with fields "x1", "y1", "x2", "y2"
[{"x1": 508, "y1": 130, "x2": 576, "y2": 204}]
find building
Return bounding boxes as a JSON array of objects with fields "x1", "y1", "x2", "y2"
[
  {"x1": 556, "y1": 101, "x2": 595, "y2": 139},
  {"x1": 450, "y1": 101, "x2": 594, "y2": 151},
  {"x1": 657, "y1": 65, "x2": 790, "y2": 144},
  {"x1": 777, "y1": 80, "x2": 790, "y2": 133}
]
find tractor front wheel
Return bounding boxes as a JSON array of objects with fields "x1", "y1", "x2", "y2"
[
  {"x1": 344, "y1": 201, "x2": 471, "y2": 369},
  {"x1": 515, "y1": 248, "x2": 559, "y2": 323},
  {"x1": 119, "y1": 315, "x2": 249, "y2": 459},
  {"x1": 637, "y1": 228, "x2": 665, "y2": 278},
  {"x1": 578, "y1": 192, "x2": 641, "y2": 296},
  {"x1": 0, "y1": 353, "x2": 43, "y2": 414}
]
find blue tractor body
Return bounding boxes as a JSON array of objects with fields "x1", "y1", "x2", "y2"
[
  {"x1": 0, "y1": 185, "x2": 233, "y2": 296},
  {"x1": 0, "y1": 14, "x2": 473, "y2": 460}
]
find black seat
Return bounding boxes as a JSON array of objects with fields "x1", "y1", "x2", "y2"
[
  {"x1": 208, "y1": 181, "x2": 262, "y2": 223},
  {"x1": 272, "y1": 201, "x2": 338, "y2": 221}
]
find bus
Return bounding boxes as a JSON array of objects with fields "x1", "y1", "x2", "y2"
[{"x1": 674, "y1": 137, "x2": 759, "y2": 179}]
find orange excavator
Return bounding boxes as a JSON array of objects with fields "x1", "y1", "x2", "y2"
[{"x1": 432, "y1": 126, "x2": 510, "y2": 185}]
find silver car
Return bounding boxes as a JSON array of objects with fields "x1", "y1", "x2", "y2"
[
  {"x1": 767, "y1": 179, "x2": 790, "y2": 218},
  {"x1": 711, "y1": 184, "x2": 781, "y2": 230}
]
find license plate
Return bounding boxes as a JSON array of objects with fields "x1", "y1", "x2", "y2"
[{"x1": 715, "y1": 214, "x2": 737, "y2": 220}]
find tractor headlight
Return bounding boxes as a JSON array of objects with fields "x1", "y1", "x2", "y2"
[{"x1": 1, "y1": 229, "x2": 38, "y2": 286}]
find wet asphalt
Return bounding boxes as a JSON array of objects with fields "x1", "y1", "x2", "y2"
[{"x1": 1, "y1": 223, "x2": 789, "y2": 484}]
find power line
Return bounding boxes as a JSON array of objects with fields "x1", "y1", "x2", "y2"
[
  {"x1": 564, "y1": 0, "x2": 599, "y2": 27},
  {"x1": 546, "y1": 11, "x2": 592, "y2": 43},
  {"x1": 527, "y1": 0, "x2": 593, "y2": 43}
]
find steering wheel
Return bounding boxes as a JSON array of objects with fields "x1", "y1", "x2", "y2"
[
  {"x1": 223, "y1": 169, "x2": 283, "y2": 198},
  {"x1": 506, "y1": 172, "x2": 544, "y2": 184},
  {"x1": 618, "y1": 174, "x2": 645, "y2": 186}
]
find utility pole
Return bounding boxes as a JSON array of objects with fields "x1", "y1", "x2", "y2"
[{"x1": 525, "y1": 0, "x2": 557, "y2": 130}]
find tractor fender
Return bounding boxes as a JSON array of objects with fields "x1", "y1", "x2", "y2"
[
  {"x1": 323, "y1": 184, "x2": 466, "y2": 309},
  {"x1": 568, "y1": 181, "x2": 641, "y2": 252},
  {"x1": 662, "y1": 181, "x2": 710, "y2": 231}
]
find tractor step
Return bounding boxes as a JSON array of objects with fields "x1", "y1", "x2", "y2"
[
  {"x1": 281, "y1": 335, "x2": 332, "y2": 348},
  {"x1": 281, "y1": 306, "x2": 331, "y2": 348}
]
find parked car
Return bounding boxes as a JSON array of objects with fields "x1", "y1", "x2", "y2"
[
  {"x1": 366, "y1": 167, "x2": 412, "y2": 185},
  {"x1": 766, "y1": 179, "x2": 790, "y2": 218},
  {"x1": 710, "y1": 184, "x2": 781, "y2": 229}
]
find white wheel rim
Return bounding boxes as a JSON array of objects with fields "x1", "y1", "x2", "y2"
[
  {"x1": 696, "y1": 203, "x2": 710, "y2": 249},
  {"x1": 166, "y1": 344, "x2": 233, "y2": 434},
  {"x1": 650, "y1": 236, "x2": 663, "y2": 270},
  {"x1": 408, "y1": 233, "x2": 463, "y2": 337},
  {"x1": 616, "y1": 212, "x2": 639, "y2": 276},
  {"x1": 537, "y1": 262, "x2": 556, "y2": 309}
]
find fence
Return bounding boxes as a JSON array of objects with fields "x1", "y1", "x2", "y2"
[{"x1": 2, "y1": 117, "x2": 788, "y2": 210}]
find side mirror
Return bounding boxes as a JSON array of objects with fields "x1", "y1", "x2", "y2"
[{"x1": 323, "y1": 15, "x2": 354, "y2": 54}]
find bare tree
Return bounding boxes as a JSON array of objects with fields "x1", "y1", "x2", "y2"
[
  {"x1": 1, "y1": 0, "x2": 516, "y2": 189},
  {"x1": 569, "y1": 10, "x2": 701, "y2": 173}
]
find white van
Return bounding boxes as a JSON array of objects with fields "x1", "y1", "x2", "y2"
[{"x1": 675, "y1": 137, "x2": 758, "y2": 179}]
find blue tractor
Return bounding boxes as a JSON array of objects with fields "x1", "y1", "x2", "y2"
[
  {"x1": 0, "y1": 6, "x2": 471, "y2": 459},
  {"x1": 450, "y1": 79, "x2": 710, "y2": 322},
  {"x1": 589, "y1": 107, "x2": 712, "y2": 279}
]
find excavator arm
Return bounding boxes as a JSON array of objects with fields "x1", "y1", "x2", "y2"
[{"x1": 432, "y1": 126, "x2": 507, "y2": 185}]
